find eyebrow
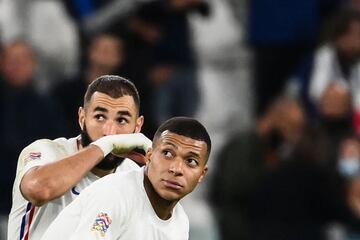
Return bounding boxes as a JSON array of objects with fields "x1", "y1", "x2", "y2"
[
  {"x1": 164, "y1": 141, "x2": 201, "y2": 158},
  {"x1": 94, "y1": 107, "x2": 132, "y2": 117},
  {"x1": 187, "y1": 151, "x2": 201, "y2": 158}
]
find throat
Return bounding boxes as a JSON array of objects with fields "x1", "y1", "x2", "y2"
[{"x1": 143, "y1": 173, "x2": 176, "y2": 220}]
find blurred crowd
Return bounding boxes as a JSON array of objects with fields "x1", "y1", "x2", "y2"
[{"x1": 2, "y1": 0, "x2": 360, "y2": 240}]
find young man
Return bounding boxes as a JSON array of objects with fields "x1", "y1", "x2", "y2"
[
  {"x1": 8, "y1": 75, "x2": 152, "y2": 240},
  {"x1": 41, "y1": 117, "x2": 211, "y2": 240}
]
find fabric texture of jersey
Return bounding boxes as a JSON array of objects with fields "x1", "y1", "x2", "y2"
[
  {"x1": 41, "y1": 167, "x2": 189, "y2": 240},
  {"x1": 8, "y1": 136, "x2": 139, "y2": 240}
]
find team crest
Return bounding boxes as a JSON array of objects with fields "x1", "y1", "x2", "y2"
[
  {"x1": 24, "y1": 152, "x2": 42, "y2": 165},
  {"x1": 91, "y1": 212, "x2": 112, "y2": 237}
]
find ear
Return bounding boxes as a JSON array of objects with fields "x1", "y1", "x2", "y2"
[
  {"x1": 197, "y1": 165, "x2": 208, "y2": 183},
  {"x1": 78, "y1": 107, "x2": 85, "y2": 131},
  {"x1": 134, "y1": 115, "x2": 144, "y2": 133},
  {"x1": 145, "y1": 148, "x2": 153, "y2": 165}
]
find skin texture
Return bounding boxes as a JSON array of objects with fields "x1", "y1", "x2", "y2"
[{"x1": 144, "y1": 130, "x2": 208, "y2": 219}]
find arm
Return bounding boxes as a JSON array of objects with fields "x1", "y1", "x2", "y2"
[
  {"x1": 20, "y1": 145, "x2": 103, "y2": 206},
  {"x1": 21, "y1": 133, "x2": 151, "y2": 206}
]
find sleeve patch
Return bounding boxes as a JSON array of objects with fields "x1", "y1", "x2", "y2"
[
  {"x1": 91, "y1": 212, "x2": 112, "y2": 237},
  {"x1": 24, "y1": 152, "x2": 42, "y2": 164}
]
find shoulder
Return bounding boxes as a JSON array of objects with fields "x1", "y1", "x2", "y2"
[
  {"x1": 174, "y1": 203, "x2": 189, "y2": 224},
  {"x1": 85, "y1": 168, "x2": 142, "y2": 197},
  {"x1": 20, "y1": 137, "x2": 71, "y2": 157},
  {"x1": 18, "y1": 137, "x2": 75, "y2": 168},
  {"x1": 116, "y1": 158, "x2": 141, "y2": 172},
  {"x1": 315, "y1": 44, "x2": 335, "y2": 61},
  {"x1": 77, "y1": 170, "x2": 143, "y2": 213}
]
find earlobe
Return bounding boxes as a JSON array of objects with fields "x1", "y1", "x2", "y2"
[
  {"x1": 198, "y1": 165, "x2": 208, "y2": 183},
  {"x1": 145, "y1": 148, "x2": 152, "y2": 165},
  {"x1": 135, "y1": 116, "x2": 144, "y2": 133},
  {"x1": 78, "y1": 107, "x2": 85, "y2": 130}
]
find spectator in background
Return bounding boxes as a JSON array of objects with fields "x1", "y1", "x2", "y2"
[
  {"x1": 53, "y1": 33, "x2": 125, "y2": 137},
  {"x1": 326, "y1": 135, "x2": 360, "y2": 240},
  {"x1": 120, "y1": 0, "x2": 210, "y2": 136},
  {"x1": 148, "y1": 0, "x2": 210, "y2": 126},
  {"x1": 210, "y1": 97, "x2": 306, "y2": 239},
  {"x1": 0, "y1": 40, "x2": 65, "y2": 238},
  {"x1": 286, "y1": 10, "x2": 360, "y2": 134},
  {"x1": 248, "y1": 0, "x2": 341, "y2": 116},
  {"x1": 250, "y1": 126, "x2": 345, "y2": 240},
  {"x1": 309, "y1": 10, "x2": 360, "y2": 134},
  {"x1": 0, "y1": 0, "x2": 79, "y2": 92}
]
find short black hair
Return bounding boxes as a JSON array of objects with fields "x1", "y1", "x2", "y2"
[
  {"x1": 153, "y1": 117, "x2": 212, "y2": 158},
  {"x1": 325, "y1": 9, "x2": 360, "y2": 42},
  {"x1": 84, "y1": 75, "x2": 140, "y2": 114}
]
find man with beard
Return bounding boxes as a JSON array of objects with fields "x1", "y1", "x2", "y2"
[{"x1": 8, "y1": 75, "x2": 152, "y2": 240}]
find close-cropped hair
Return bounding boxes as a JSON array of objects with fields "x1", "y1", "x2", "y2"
[
  {"x1": 324, "y1": 9, "x2": 360, "y2": 43},
  {"x1": 153, "y1": 116, "x2": 212, "y2": 157},
  {"x1": 84, "y1": 75, "x2": 140, "y2": 113}
]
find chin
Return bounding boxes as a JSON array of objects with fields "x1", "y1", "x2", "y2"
[{"x1": 158, "y1": 190, "x2": 184, "y2": 202}]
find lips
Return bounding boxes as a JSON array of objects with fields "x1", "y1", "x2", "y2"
[{"x1": 162, "y1": 179, "x2": 183, "y2": 190}]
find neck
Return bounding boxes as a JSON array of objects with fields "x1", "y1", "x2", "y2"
[{"x1": 143, "y1": 170, "x2": 177, "y2": 220}]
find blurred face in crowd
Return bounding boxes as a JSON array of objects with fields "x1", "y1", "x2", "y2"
[
  {"x1": 79, "y1": 92, "x2": 143, "y2": 169},
  {"x1": 2, "y1": 41, "x2": 36, "y2": 87},
  {"x1": 269, "y1": 99, "x2": 305, "y2": 144},
  {"x1": 88, "y1": 35, "x2": 124, "y2": 73},
  {"x1": 145, "y1": 131, "x2": 208, "y2": 202},
  {"x1": 336, "y1": 20, "x2": 360, "y2": 61},
  {"x1": 320, "y1": 84, "x2": 352, "y2": 118}
]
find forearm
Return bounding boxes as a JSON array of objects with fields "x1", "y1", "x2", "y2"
[{"x1": 21, "y1": 145, "x2": 104, "y2": 206}]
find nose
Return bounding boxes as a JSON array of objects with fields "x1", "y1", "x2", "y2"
[
  {"x1": 102, "y1": 120, "x2": 118, "y2": 136},
  {"x1": 169, "y1": 158, "x2": 184, "y2": 176}
]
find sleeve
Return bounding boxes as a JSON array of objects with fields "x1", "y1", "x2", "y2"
[
  {"x1": 16, "y1": 139, "x2": 59, "y2": 189},
  {"x1": 69, "y1": 177, "x2": 127, "y2": 239}
]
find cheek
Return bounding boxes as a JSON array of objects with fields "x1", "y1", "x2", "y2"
[
  {"x1": 116, "y1": 125, "x2": 136, "y2": 134},
  {"x1": 185, "y1": 173, "x2": 203, "y2": 191},
  {"x1": 85, "y1": 121, "x2": 103, "y2": 138}
]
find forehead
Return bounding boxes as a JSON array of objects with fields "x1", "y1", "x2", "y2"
[
  {"x1": 157, "y1": 131, "x2": 208, "y2": 157},
  {"x1": 87, "y1": 92, "x2": 137, "y2": 113}
]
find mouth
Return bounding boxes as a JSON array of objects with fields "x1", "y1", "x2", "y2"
[{"x1": 162, "y1": 179, "x2": 183, "y2": 190}]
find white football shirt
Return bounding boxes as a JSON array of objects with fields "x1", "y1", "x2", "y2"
[
  {"x1": 8, "y1": 136, "x2": 139, "y2": 240},
  {"x1": 41, "y1": 168, "x2": 189, "y2": 240}
]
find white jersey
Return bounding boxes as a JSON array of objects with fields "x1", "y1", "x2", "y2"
[
  {"x1": 41, "y1": 168, "x2": 189, "y2": 240},
  {"x1": 8, "y1": 136, "x2": 139, "y2": 240}
]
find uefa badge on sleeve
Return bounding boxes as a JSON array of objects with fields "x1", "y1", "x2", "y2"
[
  {"x1": 24, "y1": 152, "x2": 42, "y2": 165},
  {"x1": 91, "y1": 212, "x2": 112, "y2": 237}
]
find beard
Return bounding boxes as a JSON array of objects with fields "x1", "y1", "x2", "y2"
[{"x1": 80, "y1": 125, "x2": 125, "y2": 170}]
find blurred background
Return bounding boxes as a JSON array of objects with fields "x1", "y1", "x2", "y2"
[{"x1": 3, "y1": 0, "x2": 360, "y2": 239}]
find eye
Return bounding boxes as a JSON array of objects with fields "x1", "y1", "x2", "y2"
[
  {"x1": 94, "y1": 114, "x2": 106, "y2": 121},
  {"x1": 186, "y1": 158, "x2": 199, "y2": 167},
  {"x1": 117, "y1": 117, "x2": 129, "y2": 125},
  {"x1": 163, "y1": 150, "x2": 173, "y2": 159}
]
